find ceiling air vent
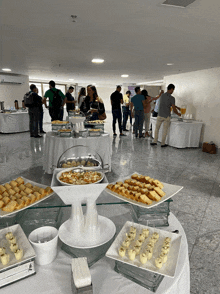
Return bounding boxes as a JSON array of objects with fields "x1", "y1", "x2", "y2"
[{"x1": 161, "y1": 0, "x2": 196, "y2": 8}]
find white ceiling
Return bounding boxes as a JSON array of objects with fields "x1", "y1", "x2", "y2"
[{"x1": 1, "y1": 0, "x2": 220, "y2": 85}]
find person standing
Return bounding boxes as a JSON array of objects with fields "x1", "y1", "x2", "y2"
[
  {"x1": 110, "y1": 86, "x2": 125, "y2": 137},
  {"x1": 65, "y1": 86, "x2": 75, "y2": 113},
  {"x1": 26, "y1": 84, "x2": 42, "y2": 138},
  {"x1": 152, "y1": 90, "x2": 164, "y2": 117},
  {"x1": 122, "y1": 90, "x2": 131, "y2": 131},
  {"x1": 36, "y1": 88, "x2": 46, "y2": 134},
  {"x1": 43, "y1": 80, "x2": 66, "y2": 121},
  {"x1": 150, "y1": 84, "x2": 181, "y2": 147},
  {"x1": 131, "y1": 87, "x2": 145, "y2": 138},
  {"x1": 78, "y1": 87, "x2": 86, "y2": 108}
]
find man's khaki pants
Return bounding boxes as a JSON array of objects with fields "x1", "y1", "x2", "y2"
[{"x1": 153, "y1": 116, "x2": 171, "y2": 145}]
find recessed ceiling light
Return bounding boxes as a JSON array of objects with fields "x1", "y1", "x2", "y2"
[
  {"x1": 92, "y1": 59, "x2": 104, "y2": 63},
  {"x1": 2, "y1": 68, "x2": 11, "y2": 72},
  {"x1": 167, "y1": 63, "x2": 174, "y2": 66},
  {"x1": 121, "y1": 74, "x2": 129, "y2": 78},
  {"x1": 69, "y1": 79, "x2": 74, "y2": 81}
]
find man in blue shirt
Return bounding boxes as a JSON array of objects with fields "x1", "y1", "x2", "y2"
[{"x1": 131, "y1": 87, "x2": 146, "y2": 138}]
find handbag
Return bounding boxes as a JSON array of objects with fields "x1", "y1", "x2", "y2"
[{"x1": 98, "y1": 112, "x2": 107, "y2": 120}]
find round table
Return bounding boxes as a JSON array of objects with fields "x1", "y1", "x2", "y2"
[
  {"x1": 0, "y1": 210, "x2": 190, "y2": 294},
  {"x1": 0, "y1": 112, "x2": 29, "y2": 133},
  {"x1": 43, "y1": 132, "x2": 112, "y2": 174},
  {"x1": 151, "y1": 116, "x2": 203, "y2": 148}
]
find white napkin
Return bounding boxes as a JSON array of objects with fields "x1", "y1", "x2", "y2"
[{"x1": 71, "y1": 257, "x2": 92, "y2": 289}]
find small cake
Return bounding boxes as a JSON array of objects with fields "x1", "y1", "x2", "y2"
[
  {"x1": 154, "y1": 187, "x2": 166, "y2": 197},
  {"x1": 145, "y1": 248, "x2": 153, "y2": 260},
  {"x1": 139, "y1": 194, "x2": 152, "y2": 205},
  {"x1": 131, "y1": 174, "x2": 139, "y2": 180},
  {"x1": 148, "y1": 191, "x2": 161, "y2": 202},
  {"x1": 15, "y1": 177, "x2": 24, "y2": 185},
  {"x1": 128, "y1": 249, "x2": 136, "y2": 261},
  {"x1": 8, "y1": 236, "x2": 16, "y2": 244},
  {"x1": 140, "y1": 252, "x2": 148, "y2": 264},
  {"x1": 0, "y1": 247, "x2": 6, "y2": 255},
  {"x1": 152, "y1": 232, "x2": 159, "y2": 240},
  {"x1": 2, "y1": 200, "x2": 17, "y2": 212},
  {"x1": 122, "y1": 238, "x2": 131, "y2": 249},
  {"x1": 18, "y1": 184, "x2": 26, "y2": 191},
  {"x1": 146, "y1": 242, "x2": 154, "y2": 249},
  {"x1": 161, "y1": 245, "x2": 170, "y2": 254},
  {"x1": 14, "y1": 249, "x2": 23, "y2": 260},
  {"x1": 142, "y1": 229, "x2": 149, "y2": 238},
  {"x1": 10, "y1": 243, "x2": 18, "y2": 253},
  {"x1": 160, "y1": 252, "x2": 168, "y2": 263},
  {"x1": 149, "y1": 237, "x2": 157, "y2": 244},
  {"x1": 133, "y1": 245, "x2": 141, "y2": 255},
  {"x1": 164, "y1": 237, "x2": 171, "y2": 243},
  {"x1": 155, "y1": 257, "x2": 163, "y2": 269},
  {"x1": 0, "y1": 253, "x2": 10, "y2": 265},
  {"x1": 0, "y1": 185, "x2": 6, "y2": 193},
  {"x1": 125, "y1": 234, "x2": 133, "y2": 242},
  {"x1": 128, "y1": 231, "x2": 136, "y2": 239},
  {"x1": 135, "y1": 239, "x2": 143, "y2": 247},
  {"x1": 153, "y1": 180, "x2": 164, "y2": 189},
  {"x1": 119, "y1": 246, "x2": 126, "y2": 257},
  {"x1": 138, "y1": 233, "x2": 145, "y2": 241},
  {"x1": 5, "y1": 232, "x2": 14, "y2": 240},
  {"x1": 130, "y1": 226, "x2": 136, "y2": 233}
]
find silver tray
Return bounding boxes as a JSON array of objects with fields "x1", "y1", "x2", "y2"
[
  {"x1": 0, "y1": 224, "x2": 35, "y2": 272},
  {"x1": 106, "y1": 221, "x2": 182, "y2": 278},
  {"x1": 58, "y1": 157, "x2": 101, "y2": 169},
  {"x1": 0, "y1": 178, "x2": 54, "y2": 218}
]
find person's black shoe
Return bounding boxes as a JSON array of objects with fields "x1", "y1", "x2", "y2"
[
  {"x1": 139, "y1": 135, "x2": 144, "y2": 138},
  {"x1": 161, "y1": 144, "x2": 168, "y2": 147},
  {"x1": 113, "y1": 133, "x2": 117, "y2": 137},
  {"x1": 34, "y1": 135, "x2": 42, "y2": 138},
  {"x1": 30, "y1": 134, "x2": 34, "y2": 137},
  {"x1": 150, "y1": 142, "x2": 157, "y2": 146},
  {"x1": 40, "y1": 131, "x2": 46, "y2": 134},
  {"x1": 123, "y1": 129, "x2": 129, "y2": 131},
  {"x1": 120, "y1": 133, "x2": 126, "y2": 136}
]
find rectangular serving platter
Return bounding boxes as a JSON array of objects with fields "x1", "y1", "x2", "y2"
[
  {"x1": 0, "y1": 224, "x2": 35, "y2": 273},
  {"x1": 105, "y1": 172, "x2": 183, "y2": 209},
  {"x1": 106, "y1": 221, "x2": 182, "y2": 278},
  {"x1": 0, "y1": 178, "x2": 54, "y2": 218}
]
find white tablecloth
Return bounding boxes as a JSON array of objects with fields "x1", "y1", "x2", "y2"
[
  {"x1": 43, "y1": 132, "x2": 112, "y2": 174},
  {"x1": 0, "y1": 112, "x2": 29, "y2": 133},
  {"x1": 0, "y1": 213, "x2": 190, "y2": 294},
  {"x1": 151, "y1": 117, "x2": 203, "y2": 148}
]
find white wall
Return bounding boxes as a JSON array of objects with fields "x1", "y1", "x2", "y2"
[
  {"x1": 164, "y1": 67, "x2": 220, "y2": 146},
  {"x1": 0, "y1": 74, "x2": 29, "y2": 108}
]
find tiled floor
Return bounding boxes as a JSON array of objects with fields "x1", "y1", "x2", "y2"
[{"x1": 0, "y1": 120, "x2": 219, "y2": 294}]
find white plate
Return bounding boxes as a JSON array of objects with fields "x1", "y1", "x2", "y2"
[
  {"x1": 0, "y1": 224, "x2": 35, "y2": 272},
  {"x1": 105, "y1": 172, "x2": 183, "y2": 209},
  {"x1": 106, "y1": 221, "x2": 182, "y2": 278},
  {"x1": 0, "y1": 178, "x2": 54, "y2": 218},
  {"x1": 56, "y1": 168, "x2": 104, "y2": 186}
]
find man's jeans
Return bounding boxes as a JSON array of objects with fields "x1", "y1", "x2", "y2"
[
  {"x1": 112, "y1": 109, "x2": 122, "y2": 133},
  {"x1": 134, "y1": 110, "x2": 144, "y2": 137}
]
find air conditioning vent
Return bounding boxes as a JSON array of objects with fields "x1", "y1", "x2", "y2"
[
  {"x1": 162, "y1": 0, "x2": 196, "y2": 8},
  {"x1": 0, "y1": 74, "x2": 25, "y2": 85}
]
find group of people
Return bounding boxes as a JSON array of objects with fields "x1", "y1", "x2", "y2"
[
  {"x1": 110, "y1": 84, "x2": 181, "y2": 146},
  {"x1": 25, "y1": 81, "x2": 106, "y2": 138}
]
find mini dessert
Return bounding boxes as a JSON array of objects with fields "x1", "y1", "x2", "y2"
[
  {"x1": 116, "y1": 181, "x2": 123, "y2": 186},
  {"x1": 6, "y1": 232, "x2": 14, "y2": 240},
  {"x1": 153, "y1": 180, "x2": 164, "y2": 189},
  {"x1": 142, "y1": 229, "x2": 149, "y2": 238},
  {"x1": 149, "y1": 237, "x2": 157, "y2": 244},
  {"x1": 139, "y1": 194, "x2": 152, "y2": 205},
  {"x1": 154, "y1": 187, "x2": 166, "y2": 197},
  {"x1": 133, "y1": 245, "x2": 141, "y2": 255},
  {"x1": 0, "y1": 247, "x2": 6, "y2": 255},
  {"x1": 128, "y1": 231, "x2": 136, "y2": 239},
  {"x1": 15, "y1": 177, "x2": 24, "y2": 185},
  {"x1": 160, "y1": 252, "x2": 168, "y2": 263},
  {"x1": 146, "y1": 242, "x2": 154, "y2": 249},
  {"x1": 128, "y1": 249, "x2": 136, "y2": 261},
  {"x1": 0, "y1": 185, "x2": 6, "y2": 193},
  {"x1": 4, "y1": 183, "x2": 12, "y2": 191},
  {"x1": 145, "y1": 248, "x2": 153, "y2": 260},
  {"x1": 8, "y1": 189, "x2": 16, "y2": 196},
  {"x1": 10, "y1": 243, "x2": 18, "y2": 253},
  {"x1": 125, "y1": 234, "x2": 133, "y2": 242},
  {"x1": 148, "y1": 191, "x2": 161, "y2": 201},
  {"x1": 135, "y1": 239, "x2": 143, "y2": 247},
  {"x1": 119, "y1": 246, "x2": 126, "y2": 257},
  {"x1": 14, "y1": 249, "x2": 23, "y2": 260},
  {"x1": 25, "y1": 183, "x2": 33, "y2": 189},
  {"x1": 122, "y1": 238, "x2": 131, "y2": 249},
  {"x1": 2, "y1": 200, "x2": 17, "y2": 212},
  {"x1": 8, "y1": 236, "x2": 16, "y2": 244},
  {"x1": 164, "y1": 237, "x2": 171, "y2": 243},
  {"x1": 0, "y1": 253, "x2": 10, "y2": 265},
  {"x1": 155, "y1": 257, "x2": 163, "y2": 269},
  {"x1": 140, "y1": 252, "x2": 148, "y2": 264},
  {"x1": 138, "y1": 233, "x2": 145, "y2": 241},
  {"x1": 152, "y1": 232, "x2": 159, "y2": 240},
  {"x1": 130, "y1": 226, "x2": 136, "y2": 233},
  {"x1": 161, "y1": 245, "x2": 170, "y2": 254}
]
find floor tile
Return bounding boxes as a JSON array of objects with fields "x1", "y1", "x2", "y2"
[
  {"x1": 203, "y1": 196, "x2": 220, "y2": 222},
  {"x1": 190, "y1": 268, "x2": 220, "y2": 294}
]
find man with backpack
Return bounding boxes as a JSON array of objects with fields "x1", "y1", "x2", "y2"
[
  {"x1": 24, "y1": 84, "x2": 42, "y2": 138},
  {"x1": 43, "y1": 80, "x2": 66, "y2": 121}
]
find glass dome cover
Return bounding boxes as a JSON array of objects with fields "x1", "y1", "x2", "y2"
[{"x1": 57, "y1": 145, "x2": 103, "y2": 170}]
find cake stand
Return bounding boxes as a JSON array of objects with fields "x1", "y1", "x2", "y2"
[{"x1": 51, "y1": 169, "x2": 116, "y2": 266}]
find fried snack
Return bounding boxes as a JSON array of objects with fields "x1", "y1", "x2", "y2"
[
  {"x1": 24, "y1": 187, "x2": 33, "y2": 195},
  {"x1": 4, "y1": 183, "x2": 12, "y2": 191},
  {"x1": 131, "y1": 174, "x2": 139, "y2": 180},
  {"x1": 138, "y1": 233, "x2": 146, "y2": 241},
  {"x1": 8, "y1": 189, "x2": 16, "y2": 196},
  {"x1": 144, "y1": 184, "x2": 154, "y2": 190},
  {"x1": 2, "y1": 200, "x2": 17, "y2": 212},
  {"x1": 2, "y1": 191, "x2": 9, "y2": 198},
  {"x1": 148, "y1": 178, "x2": 154, "y2": 184},
  {"x1": 0, "y1": 185, "x2": 6, "y2": 193},
  {"x1": 0, "y1": 200, "x2": 5, "y2": 208},
  {"x1": 155, "y1": 257, "x2": 163, "y2": 269},
  {"x1": 28, "y1": 194, "x2": 36, "y2": 204},
  {"x1": 45, "y1": 187, "x2": 53, "y2": 194},
  {"x1": 134, "y1": 192, "x2": 141, "y2": 201},
  {"x1": 139, "y1": 194, "x2": 152, "y2": 205},
  {"x1": 0, "y1": 253, "x2": 10, "y2": 265},
  {"x1": 118, "y1": 246, "x2": 126, "y2": 257},
  {"x1": 145, "y1": 248, "x2": 153, "y2": 260},
  {"x1": 15, "y1": 193, "x2": 22, "y2": 199},
  {"x1": 10, "y1": 180, "x2": 18, "y2": 188},
  {"x1": 16, "y1": 199, "x2": 25, "y2": 210},
  {"x1": 14, "y1": 249, "x2": 23, "y2": 260},
  {"x1": 116, "y1": 181, "x2": 123, "y2": 186},
  {"x1": 13, "y1": 186, "x2": 20, "y2": 193},
  {"x1": 154, "y1": 187, "x2": 166, "y2": 197},
  {"x1": 25, "y1": 183, "x2": 33, "y2": 189},
  {"x1": 153, "y1": 179, "x2": 164, "y2": 189},
  {"x1": 33, "y1": 192, "x2": 41, "y2": 201},
  {"x1": 33, "y1": 185, "x2": 40, "y2": 192},
  {"x1": 133, "y1": 245, "x2": 141, "y2": 255},
  {"x1": 140, "y1": 252, "x2": 148, "y2": 264},
  {"x1": 148, "y1": 191, "x2": 161, "y2": 202},
  {"x1": 2, "y1": 196, "x2": 10, "y2": 205},
  {"x1": 15, "y1": 177, "x2": 24, "y2": 185},
  {"x1": 10, "y1": 196, "x2": 17, "y2": 201},
  {"x1": 8, "y1": 236, "x2": 16, "y2": 244},
  {"x1": 106, "y1": 184, "x2": 114, "y2": 190},
  {"x1": 140, "y1": 188, "x2": 149, "y2": 195},
  {"x1": 21, "y1": 196, "x2": 31, "y2": 206},
  {"x1": 20, "y1": 191, "x2": 27, "y2": 197},
  {"x1": 19, "y1": 184, "x2": 26, "y2": 191}
]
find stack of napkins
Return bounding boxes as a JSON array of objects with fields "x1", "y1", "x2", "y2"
[{"x1": 71, "y1": 257, "x2": 92, "y2": 289}]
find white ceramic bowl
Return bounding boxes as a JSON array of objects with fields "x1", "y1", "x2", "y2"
[
  {"x1": 69, "y1": 116, "x2": 85, "y2": 124},
  {"x1": 56, "y1": 167, "x2": 104, "y2": 186}
]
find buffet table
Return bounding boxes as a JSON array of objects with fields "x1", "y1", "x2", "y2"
[
  {"x1": 0, "y1": 112, "x2": 29, "y2": 133},
  {"x1": 0, "y1": 202, "x2": 190, "y2": 294},
  {"x1": 151, "y1": 117, "x2": 203, "y2": 148},
  {"x1": 43, "y1": 132, "x2": 112, "y2": 174}
]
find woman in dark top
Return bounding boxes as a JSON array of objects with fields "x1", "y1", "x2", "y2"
[{"x1": 80, "y1": 86, "x2": 105, "y2": 120}]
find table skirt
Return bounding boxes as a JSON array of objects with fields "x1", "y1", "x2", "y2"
[{"x1": 0, "y1": 112, "x2": 29, "y2": 133}]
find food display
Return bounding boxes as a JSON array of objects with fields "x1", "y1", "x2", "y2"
[
  {"x1": 106, "y1": 172, "x2": 183, "y2": 209},
  {"x1": 106, "y1": 221, "x2": 182, "y2": 278},
  {"x1": 58, "y1": 129, "x2": 72, "y2": 132},
  {"x1": 51, "y1": 120, "x2": 69, "y2": 125},
  {"x1": 60, "y1": 158, "x2": 99, "y2": 168},
  {"x1": 58, "y1": 170, "x2": 103, "y2": 185},
  {"x1": 0, "y1": 177, "x2": 54, "y2": 216},
  {"x1": 89, "y1": 129, "x2": 101, "y2": 132},
  {"x1": 86, "y1": 120, "x2": 105, "y2": 124}
]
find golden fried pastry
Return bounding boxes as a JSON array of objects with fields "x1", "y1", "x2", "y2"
[
  {"x1": 20, "y1": 191, "x2": 27, "y2": 197},
  {"x1": 21, "y1": 196, "x2": 30, "y2": 206},
  {"x1": 4, "y1": 183, "x2": 12, "y2": 191},
  {"x1": 16, "y1": 199, "x2": 25, "y2": 210},
  {"x1": 0, "y1": 200, "x2": 5, "y2": 208},
  {"x1": 0, "y1": 185, "x2": 6, "y2": 193},
  {"x1": 124, "y1": 179, "x2": 131, "y2": 184},
  {"x1": 141, "y1": 188, "x2": 149, "y2": 195},
  {"x1": 24, "y1": 187, "x2": 33, "y2": 195},
  {"x1": 8, "y1": 189, "x2": 16, "y2": 196},
  {"x1": 130, "y1": 180, "x2": 137, "y2": 186},
  {"x1": 19, "y1": 184, "x2": 26, "y2": 191},
  {"x1": 15, "y1": 177, "x2": 24, "y2": 185},
  {"x1": 33, "y1": 192, "x2": 41, "y2": 201},
  {"x1": 2, "y1": 200, "x2": 17, "y2": 212},
  {"x1": 144, "y1": 184, "x2": 154, "y2": 190},
  {"x1": 131, "y1": 174, "x2": 139, "y2": 180},
  {"x1": 148, "y1": 191, "x2": 161, "y2": 202},
  {"x1": 116, "y1": 181, "x2": 123, "y2": 186},
  {"x1": 15, "y1": 193, "x2": 22, "y2": 199},
  {"x1": 13, "y1": 186, "x2": 20, "y2": 193},
  {"x1": 2, "y1": 191, "x2": 9, "y2": 198},
  {"x1": 10, "y1": 180, "x2": 18, "y2": 188},
  {"x1": 25, "y1": 183, "x2": 33, "y2": 189},
  {"x1": 28, "y1": 194, "x2": 36, "y2": 204},
  {"x1": 107, "y1": 184, "x2": 114, "y2": 190},
  {"x1": 10, "y1": 196, "x2": 16, "y2": 201},
  {"x1": 139, "y1": 194, "x2": 152, "y2": 205},
  {"x1": 45, "y1": 187, "x2": 53, "y2": 194},
  {"x1": 33, "y1": 185, "x2": 40, "y2": 192},
  {"x1": 154, "y1": 187, "x2": 166, "y2": 197},
  {"x1": 153, "y1": 179, "x2": 164, "y2": 189},
  {"x1": 2, "y1": 196, "x2": 10, "y2": 205}
]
